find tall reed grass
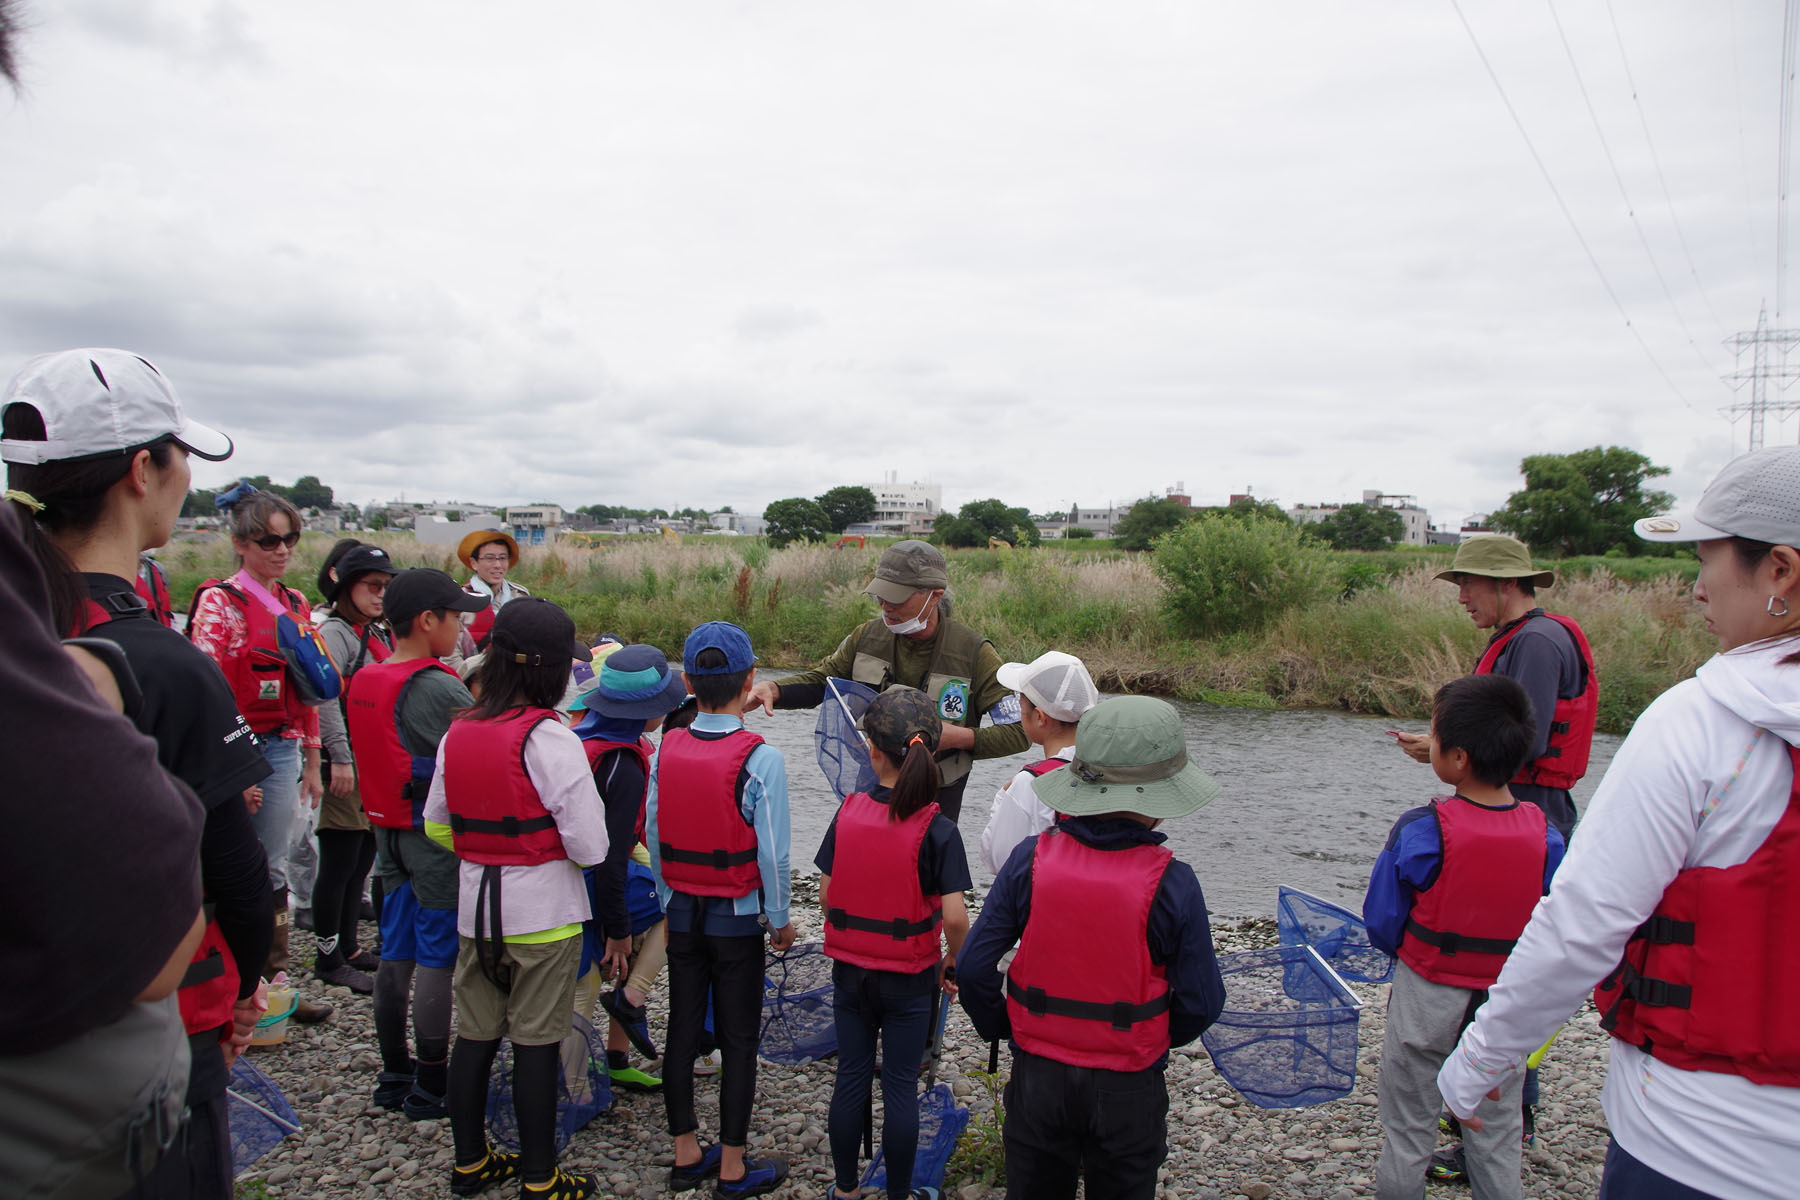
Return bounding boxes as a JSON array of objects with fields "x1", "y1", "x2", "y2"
[{"x1": 158, "y1": 534, "x2": 1714, "y2": 733}]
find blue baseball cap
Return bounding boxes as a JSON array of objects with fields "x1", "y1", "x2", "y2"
[{"x1": 683, "y1": 621, "x2": 757, "y2": 675}]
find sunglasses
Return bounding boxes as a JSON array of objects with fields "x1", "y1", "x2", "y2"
[{"x1": 248, "y1": 531, "x2": 303, "y2": 551}]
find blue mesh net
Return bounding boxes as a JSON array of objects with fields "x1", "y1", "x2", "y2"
[
  {"x1": 759, "y1": 942, "x2": 838, "y2": 1065},
  {"x1": 1276, "y1": 885, "x2": 1395, "y2": 984},
  {"x1": 815, "y1": 678, "x2": 879, "y2": 799},
  {"x1": 859, "y1": 1082, "x2": 971, "y2": 1192},
  {"x1": 1200, "y1": 945, "x2": 1362, "y2": 1109},
  {"x1": 485, "y1": 1013, "x2": 612, "y2": 1152},
  {"x1": 227, "y1": 1056, "x2": 302, "y2": 1173}
]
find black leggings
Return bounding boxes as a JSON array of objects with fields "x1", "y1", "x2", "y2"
[{"x1": 313, "y1": 829, "x2": 376, "y2": 964}]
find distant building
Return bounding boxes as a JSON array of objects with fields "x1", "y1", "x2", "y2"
[
  {"x1": 504, "y1": 504, "x2": 565, "y2": 546},
  {"x1": 710, "y1": 511, "x2": 768, "y2": 537},
  {"x1": 1067, "y1": 504, "x2": 1133, "y2": 537},
  {"x1": 1287, "y1": 489, "x2": 1431, "y2": 547},
  {"x1": 867, "y1": 472, "x2": 941, "y2": 536},
  {"x1": 414, "y1": 514, "x2": 516, "y2": 549}
]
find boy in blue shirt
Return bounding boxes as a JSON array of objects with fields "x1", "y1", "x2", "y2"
[
  {"x1": 648, "y1": 622, "x2": 794, "y2": 1199},
  {"x1": 1363, "y1": 674, "x2": 1565, "y2": 1199}
]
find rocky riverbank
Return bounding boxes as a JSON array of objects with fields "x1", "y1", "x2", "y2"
[{"x1": 239, "y1": 880, "x2": 1613, "y2": 1199}]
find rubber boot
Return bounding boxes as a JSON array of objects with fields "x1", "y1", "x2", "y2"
[{"x1": 268, "y1": 887, "x2": 334, "y2": 1026}]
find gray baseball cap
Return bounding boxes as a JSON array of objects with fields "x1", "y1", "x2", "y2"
[
  {"x1": 863, "y1": 540, "x2": 949, "y2": 604},
  {"x1": 1635, "y1": 446, "x2": 1800, "y2": 546}
]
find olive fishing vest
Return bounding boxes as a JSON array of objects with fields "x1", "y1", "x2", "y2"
[{"x1": 850, "y1": 616, "x2": 986, "y2": 785}]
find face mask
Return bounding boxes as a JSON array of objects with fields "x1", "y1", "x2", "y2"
[{"x1": 882, "y1": 592, "x2": 935, "y2": 636}]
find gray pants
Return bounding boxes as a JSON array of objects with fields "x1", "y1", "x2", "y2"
[{"x1": 1375, "y1": 961, "x2": 1523, "y2": 1200}]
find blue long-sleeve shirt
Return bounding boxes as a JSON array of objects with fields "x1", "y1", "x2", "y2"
[
  {"x1": 1361, "y1": 797, "x2": 1567, "y2": 957},
  {"x1": 647, "y1": 711, "x2": 791, "y2": 937},
  {"x1": 958, "y1": 816, "x2": 1225, "y2": 1066}
]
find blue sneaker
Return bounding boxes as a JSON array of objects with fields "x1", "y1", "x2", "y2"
[
  {"x1": 715, "y1": 1154, "x2": 789, "y2": 1200},
  {"x1": 669, "y1": 1144, "x2": 724, "y2": 1192},
  {"x1": 601, "y1": 988, "x2": 658, "y2": 1059}
]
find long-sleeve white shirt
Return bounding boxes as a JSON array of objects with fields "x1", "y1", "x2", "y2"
[
  {"x1": 1438, "y1": 640, "x2": 1800, "y2": 1198},
  {"x1": 978, "y1": 746, "x2": 1076, "y2": 875},
  {"x1": 423, "y1": 716, "x2": 609, "y2": 939}
]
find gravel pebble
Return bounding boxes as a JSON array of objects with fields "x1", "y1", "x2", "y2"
[{"x1": 236, "y1": 888, "x2": 1614, "y2": 1198}]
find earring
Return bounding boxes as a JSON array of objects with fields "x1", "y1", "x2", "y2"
[{"x1": 1769, "y1": 595, "x2": 1790, "y2": 618}]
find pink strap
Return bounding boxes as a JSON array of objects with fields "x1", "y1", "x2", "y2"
[{"x1": 231, "y1": 569, "x2": 295, "y2": 619}]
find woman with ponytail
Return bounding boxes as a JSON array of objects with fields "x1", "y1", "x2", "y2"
[
  {"x1": 816, "y1": 686, "x2": 972, "y2": 1200},
  {"x1": 2, "y1": 348, "x2": 276, "y2": 1197}
]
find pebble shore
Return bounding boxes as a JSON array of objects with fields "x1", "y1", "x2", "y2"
[{"x1": 242, "y1": 880, "x2": 1613, "y2": 1199}]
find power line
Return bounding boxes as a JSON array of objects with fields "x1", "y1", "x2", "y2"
[
  {"x1": 1780, "y1": 0, "x2": 1799, "y2": 318},
  {"x1": 1602, "y1": 0, "x2": 1728, "y2": 332},
  {"x1": 1729, "y1": 0, "x2": 1766, "y2": 273},
  {"x1": 1545, "y1": 0, "x2": 1725, "y2": 376},
  {"x1": 1446, "y1": 0, "x2": 1706, "y2": 416}
]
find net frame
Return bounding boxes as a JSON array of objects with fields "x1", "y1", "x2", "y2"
[{"x1": 1200, "y1": 944, "x2": 1363, "y2": 1109}]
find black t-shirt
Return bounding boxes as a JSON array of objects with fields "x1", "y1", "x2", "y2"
[
  {"x1": 82, "y1": 575, "x2": 271, "y2": 809},
  {"x1": 82, "y1": 574, "x2": 275, "y2": 1101},
  {"x1": 813, "y1": 785, "x2": 973, "y2": 898}
]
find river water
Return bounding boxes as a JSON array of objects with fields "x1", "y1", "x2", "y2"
[{"x1": 741, "y1": 686, "x2": 1621, "y2": 922}]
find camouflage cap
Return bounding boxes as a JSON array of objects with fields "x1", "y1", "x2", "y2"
[
  {"x1": 861, "y1": 685, "x2": 941, "y2": 757},
  {"x1": 864, "y1": 540, "x2": 949, "y2": 604}
]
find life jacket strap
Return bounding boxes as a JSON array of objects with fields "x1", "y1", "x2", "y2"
[
  {"x1": 1635, "y1": 914, "x2": 1696, "y2": 946},
  {"x1": 179, "y1": 952, "x2": 227, "y2": 989},
  {"x1": 825, "y1": 907, "x2": 941, "y2": 940},
  {"x1": 1006, "y1": 976, "x2": 1170, "y2": 1031},
  {"x1": 660, "y1": 843, "x2": 758, "y2": 869},
  {"x1": 1617, "y1": 960, "x2": 1693, "y2": 1010},
  {"x1": 450, "y1": 812, "x2": 557, "y2": 837},
  {"x1": 1403, "y1": 918, "x2": 1518, "y2": 957}
]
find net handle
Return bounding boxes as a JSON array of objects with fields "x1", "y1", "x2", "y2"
[
  {"x1": 226, "y1": 1087, "x2": 303, "y2": 1133},
  {"x1": 1305, "y1": 943, "x2": 1363, "y2": 1010}
]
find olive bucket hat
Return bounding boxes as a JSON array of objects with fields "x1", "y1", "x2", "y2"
[
  {"x1": 1032, "y1": 695, "x2": 1220, "y2": 820},
  {"x1": 1433, "y1": 533, "x2": 1555, "y2": 589}
]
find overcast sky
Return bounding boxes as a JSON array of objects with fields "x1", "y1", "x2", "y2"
[{"x1": 2, "y1": 2, "x2": 1791, "y2": 525}]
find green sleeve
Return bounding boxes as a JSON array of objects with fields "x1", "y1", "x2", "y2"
[
  {"x1": 969, "y1": 641, "x2": 1030, "y2": 760},
  {"x1": 399, "y1": 670, "x2": 475, "y2": 757}
]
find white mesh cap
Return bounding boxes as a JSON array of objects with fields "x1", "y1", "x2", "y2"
[
  {"x1": 996, "y1": 650, "x2": 1100, "y2": 723},
  {"x1": 1636, "y1": 446, "x2": 1800, "y2": 545}
]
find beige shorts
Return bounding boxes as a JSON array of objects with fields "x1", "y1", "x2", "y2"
[{"x1": 453, "y1": 933, "x2": 582, "y2": 1045}]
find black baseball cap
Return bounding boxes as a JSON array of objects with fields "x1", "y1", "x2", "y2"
[
  {"x1": 335, "y1": 545, "x2": 399, "y2": 589},
  {"x1": 489, "y1": 596, "x2": 592, "y2": 666},
  {"x1": 383, "y1": 568, "x2": 488, "y2": 625}
]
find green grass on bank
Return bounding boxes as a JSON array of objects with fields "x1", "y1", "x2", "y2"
[{"x1": 158, "y1": 533, "x2": 1709, "y2": 734}]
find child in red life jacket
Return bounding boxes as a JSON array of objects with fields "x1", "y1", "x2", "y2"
[
  {"x1": 344, "y1": 568, "x2": 486, "y2": 1120},
  {"x1": 1361, "y1": 675, "x2": 1565, "y2": 1198},
  {"x1": 424, "y1": 596, "x2": 606, "y2": 1200},
  {"x1": 978, "y1": 650, "x2": 1100, "y2": 875},
  {"x1": 567, "y1": 642, "x2": 691, "y2": 1094},
  {"x1": 648, "y1": 621, "x2": 795, "y2": 1199},
  {"x1": 958, "y1": 696, "x2": 1226, "y2": 1200},
  {"x1": 817, "y1": 687, "x2": 972, "y2": 1200}
]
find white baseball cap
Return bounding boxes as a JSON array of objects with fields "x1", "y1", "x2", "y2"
[
  {"x1": 1635, "y1": 446, "x2": 1800, "y2": 546},
  {"x1": 1, "y1": 348, "x2": 233, "y2": 465},
  {"x1": 996, "y1": 650, "x2": 1100, "y2": 723}
]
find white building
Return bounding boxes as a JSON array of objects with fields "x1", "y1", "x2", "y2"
[
  {"x1": 1067, "y1": 504, "x2": 1133, "y2": 536},
  {"x1": 504, "y1": 504, "x2": 565, "y2": 546},
  {"x1": 1287, "y1": 490, "x2": 1432, "y2": 547},
  {"x1": 867, "y1": 472, "x2": 941, "y2": 536}
]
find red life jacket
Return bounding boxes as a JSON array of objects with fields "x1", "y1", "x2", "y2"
[
  {"x1": 441, "y1": 709, "x2": 568, "y2": 865},
  {"x1": 583, "y1": 735, "x2": 655, "y2": 847},
  {"x1": 1023, "y1": 758, "x2": 1068, "y2": 778},
  {"x1": 1399, "y1": 796, "x2": 1547, "y2": 989},
  {"x1": 187, "y1": 577, "x2": 315, "y2": 735},
  {"x1": 76, "y1": 586, "x2": 239, "y2": 1039},
  {"x1": 1474, "y1": 612, "x2": 1598, "y2": 791},
  {"x1": 1006, "y1": 828, "x2": 1173, "y2": 1071},
  {"x1": 136, "y1": 556, "x2": 174, "y2": 629},
  {"x1": 824, "y1": 792, "x2": 943, "y2": 973},
  {"x1": 467, "y1": 594, "x2": 496, "y2": 651},
  {"x1": 1592, "y1": 742, "x2": 1800, "y2": 1087},
  {"x1": 345, "y1": 657, "x2": 457, "y2": 830},
  {"x1": 654, "y1": 726, "x2": 765, "y2": 898}
]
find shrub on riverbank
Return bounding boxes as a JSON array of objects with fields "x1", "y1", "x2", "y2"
[{"x1": 158, "y1": 533, "x2": 1711, "y2": 733}]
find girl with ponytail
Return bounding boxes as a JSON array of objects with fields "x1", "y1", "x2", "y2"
[{"x1": 815, "y1": 687, "x2": 972, "y2": 1200}]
